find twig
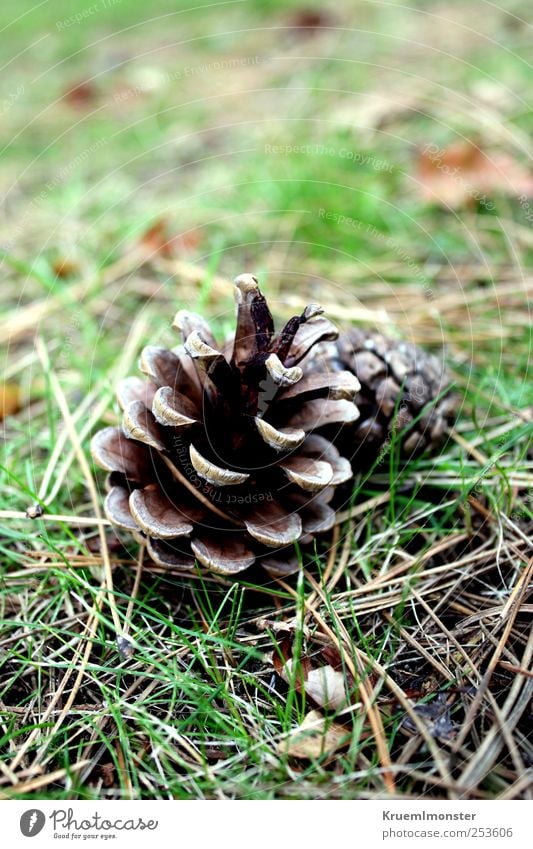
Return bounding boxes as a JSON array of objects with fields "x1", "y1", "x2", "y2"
[{"x1": 0, "y1": 509, "x2": 110, "y2": 526}]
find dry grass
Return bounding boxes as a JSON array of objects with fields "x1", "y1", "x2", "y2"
[{"x1": 1, "y1": 256, "x2": 531, "y2": 800}]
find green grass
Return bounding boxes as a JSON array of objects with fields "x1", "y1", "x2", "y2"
[{"x1": 0, "y1": 0, "x2": 532, "y2": 800}]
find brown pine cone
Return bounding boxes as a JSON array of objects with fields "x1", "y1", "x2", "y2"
[
  {"x1": 91, "y1": 275, "x2": 360, "y2": 578},
  {"x1": 327, "y1": 327, "x2": 458, "y2": 465}
]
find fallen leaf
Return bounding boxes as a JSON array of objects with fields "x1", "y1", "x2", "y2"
[
  {"x1": 137, "y1": 219, "x2": 202, "y2": 259},
  {"x1": 52, "y1": 257, "x2": 79, "y2": 279},
  {"x1": 288, "y1": 9, "x2": 335, "y2": 36},
  {"x1": 178, "y1": 229, "x2": 202, "y2": 252},
  {"x1": 63, "y1": 80, "x2": 97, "y2": 108},
  {"x1": 415, "y1": 140, "x2": 533, "y2": 208},
  {"x1": 138, "y1": 219, "x2": 174, "y2": 257},
  {"x1": 0, "y1": 382, "x2": 21, "y2": 420},
  {"x1": 282, "y1": 658, "x2": 349, "y2": 711},
  {"x1": 279, "y1": 710, "x2": 349, "y2": 759},
  {"x1": 273, "y1": 638, "x2": 354, "y2": 710}
]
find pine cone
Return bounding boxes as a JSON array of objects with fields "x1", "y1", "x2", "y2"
[
  {"x1": 91, "y1": 275, "x2": 360, "y2": 578},
  {"x1": 326, "y1": 327, "x2": 458, "y2": 465}
]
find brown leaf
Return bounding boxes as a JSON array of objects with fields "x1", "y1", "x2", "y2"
[
  {"x1": 138, "y1": 219, "x2": 202, "y2": 258},
  {"x1": 63, "y1": 81, "x2": 97, "y2": 108},
  {"x1": 174, "y1": 229, "x2": 203, "y2": 253},
  {"x1": 138, "y1": 219, "x2": 175, "y2": 258},
  {"x1": 273, "y1": 640, "x2": 354, "y2": 710},
  {"x1": 279, "y1": 710, "x2": 349, "y2": 759},
  {"x1": 302, "y1": 662, "x2": 349, "y2": 710},
  {"x1": 52, "y1": 257, "x2": 79, "y2": 279},
  {"x1": 0, "y1": 382, "x2": 22, "y2": 421},
  {"x1": 416, "y1": 140, "x2": 533, "y2": 208},
  {"x1": 288, "y1": 10, "x2": 335, "y2": 36}
]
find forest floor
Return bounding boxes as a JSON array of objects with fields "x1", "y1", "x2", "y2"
[{"x1": 0, "y1": 0, "x2": 531, "y2": 799}]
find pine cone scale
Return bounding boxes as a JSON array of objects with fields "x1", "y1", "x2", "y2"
[
  {"x1": 191, "y1": 534, "x2": 256, "y2": 574},
  {"x1": 330, "y1": 328, "x2": 458, "y2": 463},
  {"x1": 128, "y1": 486, "x2": 194, "y2": 539},
  {"x1": 117, "y1": 376, "x2": 157, "y2": 411},
  {"x1": 92, "y1": 427, "x2": 155, "y2": 482},
  {"x1": 105, "y1": 486, "x2": 139, "y2": 531},
  {"x1": 244, "y1": 501, "x2": 302, "y2": 547},
  {"x1": 231, "y1": 273, "x2": 274, "y2": 367},
  {"x1": 279, "y1": 455, "x2": 333, "y2": 492},
  {"x1": 159, "y1": 453, "x2": 241, "y2": 525},
  {"x1": 284, "y1": 315, "x2": 338, "y2": 367},
  {"x1": 122, "y1": 401, "x2": 166, "y2": 450},
  {"x1": 147, "y1": 538, "x2": 196, "y2": 572},
  {"x1": 284, "y1": 397, "x2": 360, "y2": 431}
]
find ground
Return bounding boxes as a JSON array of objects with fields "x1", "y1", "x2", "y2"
[{"x1": 0, "y1": 0, "x2": 532, "y2": 800}]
